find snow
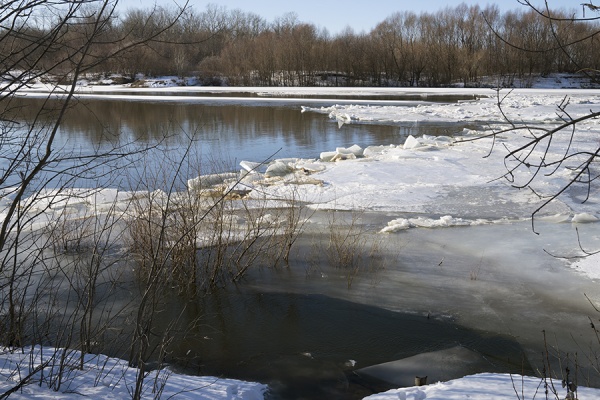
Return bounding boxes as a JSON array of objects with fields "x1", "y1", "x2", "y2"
[
  {"x1": 302, "y1": 91, "x2": 600, "y2": 125},
  {"x1": 0, "y1": 346, "x2": 266, "y2": 399},
  {"x1": 573, "y1": 252, "x2": 600, "y2": 280},
  {"x1": 363, "y1": 373, "x2": 596, "y2": 400},
  {"x1": 5, "y1": 75, "x2": 600, "y2": 398},
  {"x1": 381, "y1": 215, "x2": 489, "y2": 232}
]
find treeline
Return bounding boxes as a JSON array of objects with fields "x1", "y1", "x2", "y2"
[{"x1": 5, "y1": 3, "x2": 600, "y2": 86}]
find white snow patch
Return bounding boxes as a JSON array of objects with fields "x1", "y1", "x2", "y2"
[
  {"x1": 363, "y1": 373, "x2": 597, "y2": 400},
  {"x1": 0, "y1": 346, "x2": 267, "y2": 400},
  {"x1": 572, "y1": 212, "x2": 598, "y2": 223},
  {"x1": 381, "y1": 215, "x2": 489, "y2": 233}
]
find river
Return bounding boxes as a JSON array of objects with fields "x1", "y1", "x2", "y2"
[{"x1": 5, "y1": 92, "x2": 599, "y2": 399}]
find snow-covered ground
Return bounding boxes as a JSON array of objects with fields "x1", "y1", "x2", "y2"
[
  {"x1": 363, "y1": 373, "x2": 597, "y2": 400},
  {"x1": 4, "y1": 76, "x2": 600, "y2": 398},
  {"x1": 0, "y1": 347, "x2": 266, "y2": 399}
]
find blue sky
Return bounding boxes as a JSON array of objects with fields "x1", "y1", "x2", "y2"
[{"x1": 117, "y1": 0, "x2": 584, "y2": 35}]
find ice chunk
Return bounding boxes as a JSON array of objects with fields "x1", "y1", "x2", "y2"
[
  {"x1": 274, "y1": 157, "x2": 299, "y2": 165},
  {"x1": 187, "y1": 172, "x2": 238, "y2": 191},
  {"x1": 403, "y1": 135, "x2": 422, "y2": 150},
  {"x1": 336, "y1": 144, "x2": 364, "y2": 157},
  {"x1": 422, "y1": 134, "x2": 453, "y2": 147},
  {"x1": 538, "y1": 213, "x2": 571, "y2": 223},
  {"x1": 334, "y1": 113, "x2": 357, "y2": 128},
  {"x1": 320, "y1": 151, "x2": 337, "y2": 162},
  {"x1": 296, "y1": 162, "x2": 326, "y2": 173},
  {"x1": 331, "y1": 152, "x2": 356, "y2": 162},
  {"x1": 265, "y1": 161, "x2": 294, "y2": 177},
  {"x1": 356, "y1": 346, "x2": 495, "y2": 388},
  {"x1": 381, "y1": 218, "x2": 410, "y2": 233},
  {"x1": 572, "y1": 213, "x2": 598, "y2": 223},
  {"x1": 364, "y1": 145, "x2": 390, "y2": 157},
  {"x1": 240, "y1": 160, "x2": 264, "y2": 174},
  {"x1": 225, "y1": 181, "x2": 253, "y2": 196},
  {"x1": 322, "y1": 144, "x2": 365, "y2": 162},
  {"x1": 240, "y1": 171, "x2": 262, "y2": 184},
  {"x1": 381, "y1": 216, "x2": 489, "y2": 232}
]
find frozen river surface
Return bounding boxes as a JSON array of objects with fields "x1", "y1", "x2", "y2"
[{"x1": 5, "y1": 84, "x2": 600, "y2": 398}]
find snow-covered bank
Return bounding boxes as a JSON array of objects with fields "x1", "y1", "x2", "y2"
[
  {"x1": 12, "y1": 74, "x2": 600, "y2": 106},
  {"x1": 0, "y1": 346, "x2": 266, "y2": 399},
  {"x1": 363, "y1": 373, "x2": 598, "y2": 400},
  {"x1": 4, "y1": 347, "x2": 599, "y2": 400},
  {"x1": 2, "y1": 344, "x2": 599, "y2": 400}
]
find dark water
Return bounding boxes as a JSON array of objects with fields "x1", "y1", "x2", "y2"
[
  {"x1": 142, "y1": 218, "x2": 600, "y2": 399},
  {"x1": 158, "y1": 290, "x2": 528, "y2": 400},
  {"x1": 74, "y1": 88, "x2": 482, "y2": 102},
  {"x1": 34, "y1": 218, "x2": 594, "y2": 399}
]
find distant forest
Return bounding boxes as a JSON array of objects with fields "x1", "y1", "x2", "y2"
[{"x1": 8, "y1": 3, "x2": 600, "y2": 87}]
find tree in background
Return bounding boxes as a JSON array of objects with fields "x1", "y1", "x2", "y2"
[{"x1": 4, "y1": 2, "x2": 599, "y2": 87}]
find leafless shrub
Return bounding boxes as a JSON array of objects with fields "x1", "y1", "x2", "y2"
[
  {"x1": 320, "y1": 209, "x2": 386, "y2": 288},
  {"x1": 469, "y1": 251, "x2": 485, "y2": 281},
  {"x1": 126, "y1": 168, "x2": 309, "y2": 294}
]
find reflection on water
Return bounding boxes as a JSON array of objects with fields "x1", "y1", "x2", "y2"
[
  {"x1": 5, "y1": 97, "x2": 479, "y2": 190},
  {"x1": 159, "y1": 291, "x2": 528, "y2": 400}
]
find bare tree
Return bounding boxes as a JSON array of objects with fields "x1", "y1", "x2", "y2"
[
  {"x1": 0, "y1": 0, "x2": 192, "y2": 395},
  {"x1": 474, "y1": 92, "x2": 600, "y2": 234},
  {"x1": 471, "y1": 3, "x2": 600, "y2": 235}
]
